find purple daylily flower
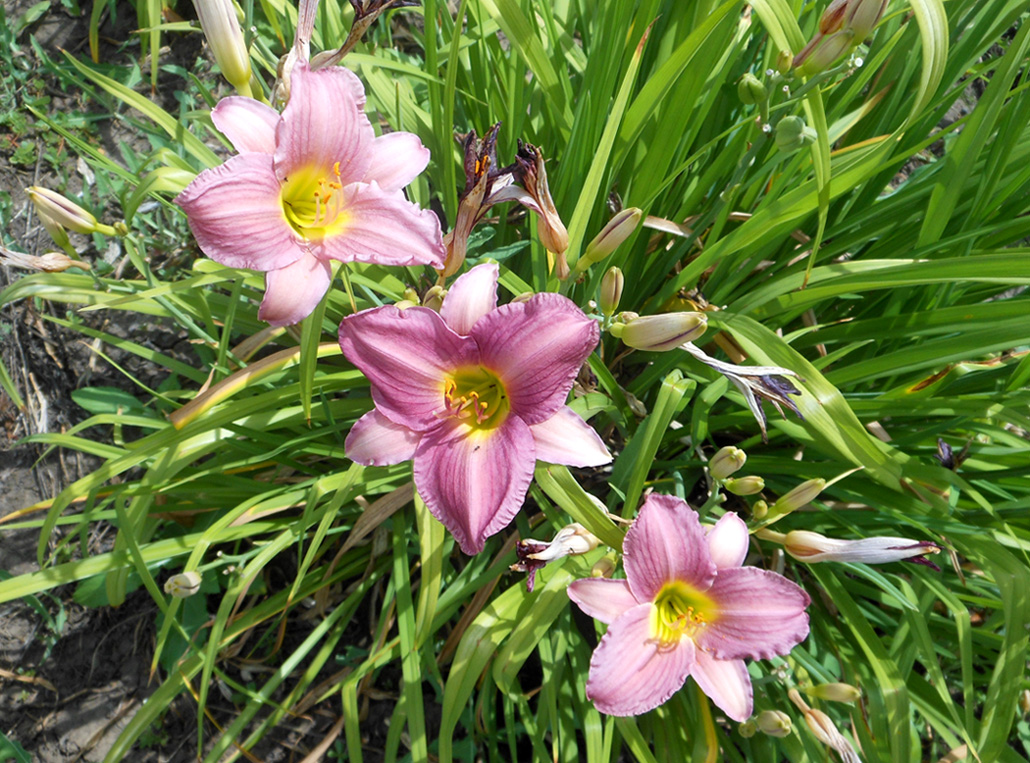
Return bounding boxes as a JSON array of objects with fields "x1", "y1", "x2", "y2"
[
  {"x1": 568, "y1": 495, "x2": 810, "y2": 719},
  {"x1": 338, "y1": 263, "x2": 612, "y2": 554},
  {"x1": 176, "y1": 63, "x2": 444, "y2": 327}
]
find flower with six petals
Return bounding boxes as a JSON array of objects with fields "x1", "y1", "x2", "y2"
[
  {"x1": 338, "y1": 263, "x2": 611, "y2": 554},
  {"x1": 568, "y1": 495, "x2": 810, "y2": 719},
  {"x1": 176, "y1": 63, "x2": 444, "y2": 327}
]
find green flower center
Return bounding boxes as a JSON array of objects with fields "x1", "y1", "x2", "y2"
[
  {"x1": 443, "y1": 366, "x2": 509, "y2": 429},
  {"x1": 651, "y1": 581, "x2": 719, "y2": 646},
  {"x1": 281, "y1": 163, "x2": 350, "y2": 239}
]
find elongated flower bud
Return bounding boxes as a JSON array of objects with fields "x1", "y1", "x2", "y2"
[
  {"x1": 193, "y1": 0, "x2": 252, "y2": 93},
  {"x1": 580, "y1": 208, "x2": 642, "y2": 269},
  {"x1": 164, "y1": 571, "x2": 203, "y2": 598},
  {"x1": 756, "y1": 710, "x2": 793, "y2": 737},
  {"x1": 710, "y1": 446, "x2": 747, "y2": 481},
  {"x1": 724, "y1": 475, "x2": 765, "y2": 496},
  {"x1": 612, "y1": 312, "x2": 707, "y2": 352},
  {"x1": 738, "y1": 73, "x2": 768, "y2": 105},
  {"x1": 804, "y1": 683, "x2": 862, "y2": 703},
  {"x1": 784, "y1": 530, "x2": 941, "y2": 567},
  {"x1": 845, "y1": 0, "x2": 888, "y2": 40},
  {"x1": 600, "y1": 267, "x2": 624, "y2": 316},
  {"x1": 771, "y1": 478, "x2": 825, "y2": 515},
  {"x1": 26, "y1": 186, "x2": 99, "y2": 235}
]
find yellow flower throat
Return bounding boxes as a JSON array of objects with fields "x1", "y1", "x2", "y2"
[
  {"x1": 651, "y1": 581, "x2": 719, "y2": 646},
  {"x1": 281, "y1": 162, "x2": 350, "y2": 239},
  {"x1": 443, "y1": 366, "x2": 509, "y2": 429}
]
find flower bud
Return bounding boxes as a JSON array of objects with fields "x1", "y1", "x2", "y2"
[
  {"x1": 403, "y1": 287, "x2": 420, "y2": 303},
  {"x1": 756, "y1": 710, "x2": 793, "y2": 737},
  {"x1": 723, "y1": 475, "x2": 765, "y2": 496},
  {"x1": 771, "y1": 478, "x2": 825, "y2": 515},
  {"x1": 710, "y1": 446, "x2": 747, "y2": 481},
  {"x1": 795, "y1": 29, "x2": 855, "y2": 76},
  {"x1": 738, "y1": 73, "x2": 768, "y2": 105},
  {"x1": 774, "y1": 116, "x2": 818, "y2": 154},
  {"x1": 846, "y1": 0, "x2": 888, "y2": 40},
  {"x1": 164, "y1": 571, "x2": 203, "y2": 598},
  {"x1": 775, "y1": 50, "x2": 793, "y2": 74},
  {"x1": 26, "y1": 186, "x2": 99, "y2": 235},
  {"x1": 784, "y1": 530, "x2": 941, "y2": 567},
  {"x1": 600, "y1": 266, "x2": 624, "y2": 317},
  {"x1": 192, "y1": 0, "x2": 253, "y2": 93},
  {"x1": 1019, "y1": 689, "x2": 1030, "y2": 717},
  {"x1": 752, "y1": 499, "x2": 769, "y2": 519},
  {"x1": 738, "y1": 720, "x2": 757, "y2": 738},
  {"x1": 804, "y1": 683, "x2": 862, "y2": 703},
  {"x1": 611, "y1": 312, "x2": 708, "y2": 352},
  {"x1": 422, "y1": 284, "x2": 447, "y2": 312},
  {"x1": 580, "y1": 208, "x2": 642, "y2": 269},
  {"x1": 818, "y1": 0, "x2": 850, "y2": 34},
  {"x1": 591, "y1": 554, "x2": 617, "y2": 579}
]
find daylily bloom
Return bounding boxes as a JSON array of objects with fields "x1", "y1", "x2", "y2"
[
  {"x1": 338, "y1": 263, "x2": 611, "y2": 554},
  {"x1": 568, "y1": 496, "x2": 810, "y2": 719},
  {"x1": 176, "y1": 63, "x2": 444, "y2": 327},
  {"x1": 784, "y1": 529, "x2": 941, "y2": 568}
]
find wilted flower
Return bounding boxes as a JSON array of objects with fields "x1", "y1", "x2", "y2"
[
  {"x1": 0, "y1": 245, "x2": 88, "y2": 272},
  {"x1": 339, "y1": 263, "x2": 611, "y2": 554},
  {"x1": 176, "y1": 63, "x2": 444, "y2": 326},
  {"x1": 679, "y1": 342, "x2": 804, "y2": 441},
  {"x1": 512, "y1": 523, "x2": 601, "y2": 591},
  {"x1": 567, "y1": 496, "x2": 810, "y2": 719},
  {"x1": 784, "y1": 529, "x2": 941, "y2": 569},
  {"x1": 613, "y1": 312, "x2": 708, "y2": 352},
  {"x1": 192, "y1": 0, "x2": 252, "y2": 94},
  {"x1": 789, "y1": 689, "x2": 862, "y2": 763}
]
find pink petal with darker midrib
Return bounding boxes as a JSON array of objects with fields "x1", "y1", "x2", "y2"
[
  {"x1": 440, "y1": 263, "x2": 499, "y2": 336},
  {"x1": 567, "y1": 578, "x2": 640, "y2": 625},
  {"x1": 691, "y1": 651, "x2": 753, "y2": 722},
  {"x1": 259, "y1": 252, "x2": 332, "y2": 327},
  {"x1": 211, "y1": 97, "x2": 279, "y2": 154},
  {"x1": 529, "y1": 407, "x2": 611, "y2": 467},
  {"x1": 345, "y1": 410, "x2": 421, "y2": 467},
  {"x1": 361, "y1": 132, "x2": 431, "y2": 193}
]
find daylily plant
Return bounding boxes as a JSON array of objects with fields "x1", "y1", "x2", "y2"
[
  {"x1": 176, "y1": 63, "x2": 444, "y2": 326},
  {"x1": 568, "y1": 495, "x2": 810, "y2": 719},
  {"x1": 338, "y1": 263, "x2": 612, "y2": 553}
]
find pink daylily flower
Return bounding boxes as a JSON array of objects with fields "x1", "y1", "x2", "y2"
[
  {"x1": 338, "y1": 263, "x2": 611, "y2": 554},
  {"x1": 176, "y1": 63, "x2": 444, "y2": 327},
  {"x1": 568, "y1": 495, "x2": 810, "y2": 719}
]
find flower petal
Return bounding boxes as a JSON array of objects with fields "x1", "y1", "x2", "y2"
[
  {"x1": 361, "y1": 132, "x2": 431, "y2": 193},
  {"x1": 691, "y1": 652, "x2": 753, "y2": 722},
  {"x1": 176, "y1": 154, "x2": 303, "y2": 272},
  {"x1": 567, "y1": 578, "x2": 640, "y2": 624},
  {"x1": 414, "y1": 416, "x2": 536, "y2": 554},
  {"x1": 585, "y1": 603, "x2": 695, "y2": 716},
  {"x1": 274, "y1": 64, "x2": 374, "y2": 183},
  {"x1": 440, "y1": 263, "x2": 498, "y2": 335},
  {"x1": 706, "y1": 512, "x2": 749, "y2": 570},
  {"x1": 530, "y1": 407, "x2": 611, "y2": 467},
  {"x1": 258, "y1": 251, "x2": 331, "y2": 326},
  {"x1": 623, "y1": 495, "x2": 717, "y2": 602},
  {"x1": 211, "y1": 97, "x2": 279, "y2": 154},
  {"x1": 472, "y1": 293, "x2": 599, "y2": 424},
  {"x1": 316, "y1": 182, "x2": 445, "y2": 268},
  {"x1": 699, "y1": 567, "x2": 811, "y2": 660},
  {"x1": 345, "y1": 410, "x2": 421, "y2": 466},
  {"x1": 338, "y1": 306, "x2": 477, "y2": 430}
]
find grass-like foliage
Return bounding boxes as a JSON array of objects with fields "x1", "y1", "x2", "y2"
[{"x1": 2, "y1": 0, "x2": 1030, "y2": 760}]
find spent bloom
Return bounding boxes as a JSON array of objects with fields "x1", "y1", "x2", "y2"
[
  {"x1": 568, "y1": 496, "x2": 810, "y2": 719},
  {"x1": 338, "y1": 263, "x2": 611, "y2": 554},
  {"x1": 176, "y1": 63, "x2": 444, "y2": 327},
  {"x1": 512, "y1": 522, "x2": 601, "y2": 592}
]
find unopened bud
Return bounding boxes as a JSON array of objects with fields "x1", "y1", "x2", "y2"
[
  {"x1": 710, "y1": 446, "x2": 747, "y2": 480},
  {"x1": 784, "y1": 529, "x2": 941, "y2": 567},
  {"x1": 393, "y1": 299, "x2": 418, "y2": 310},
  {"x1": 846, "y1": 0, "x2": 888, "y2": 40},
  {"x1": 804, "y1": 683, "x2": 862, "y2": 703},
  {"x1": 1019, "y1": 689, "x2": 1030, "y2": 717},
  {"x1": 26, "y1": 186, "x2": 99, "y2": 235},
  {"x1": 580, "y1": 208, "x2": 643, "y2": 269},
  {"x1": 611, "y1": 312, "x2": 708, "y2": 352},
  {"x1": 600, "y1": 267, "x2": 624, "y2": 316},
  {"x1": 724, "y1": 475, "x2": 765, "y2": 496},
  {"x1": 403, "y1": 288, "x2": 420, "y2": 303},
  {"x1": 752, "y1": 499, "x2": 769, "y2": 519},
  {"x1": 775, "y1": 50, "x2": 793, "y2": 74},
  {"x1": 422, "y1": 285, "x2": 446, "y2": 311},
  {"x1": 774, "y1": 116, "x2": 818, "y2": 154},
  {"x1": 164, "y1": 571, "x2": 203, "y2": 598},
  {"x1": 818, "y1": 0, "x2": 850, "y2": 34},
  {"x1": 738, "y1": 73, "x2": 768, "y2": 105},
  {"x1": 738, "y1": 720, "x2": 757, "y2": 738},
  {"x1": 192, "y1": 0, "x2": 252, "y2": 92},
  {"x1": 771, "y1": 478, "x2": 826, "y2": 516},
  {"x1": 756, "y1": 710, "x2": 793, "y2": 737},
  {"x1": 796, "y1": 29, "x2": 855, "y2": 76},
  {"x1": 591, "y1": 554, "x2": 617, "y2": 579}
]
